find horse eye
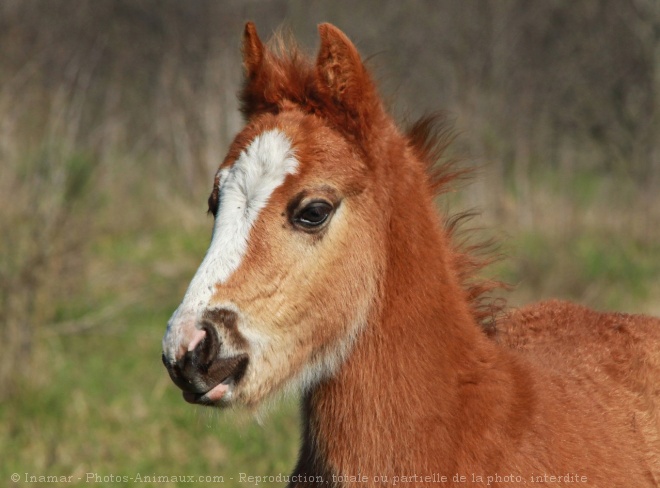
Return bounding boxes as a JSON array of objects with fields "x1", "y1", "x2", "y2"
[{"x1": 293, "y1": 201, "x2": 334, "y2": 229}]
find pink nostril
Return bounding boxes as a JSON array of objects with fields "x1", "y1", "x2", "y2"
[{"x1": 187, "y1": 328, "x2": 207, "y2": 352}]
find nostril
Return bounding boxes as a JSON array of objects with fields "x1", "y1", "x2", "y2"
[
  {"x1": 162, "y1": 352, "x2": 180, "y2": 374},
  {"x1": 192, "y1": 324, "x2": 222, "y2": 372},
  {"x1": 162, "y1": 352, "x2": 183, "y2": 382},
  {"x1": 162, "y1": 350, "x2": 196, "y2": 393}
]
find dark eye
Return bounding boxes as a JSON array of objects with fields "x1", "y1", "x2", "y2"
[{"x1": 293, "y1": 201, "x2": 334, "y2": 229}]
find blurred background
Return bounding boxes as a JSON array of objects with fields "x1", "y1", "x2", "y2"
[{"x1": 1, "y1": 0, "x2": 659, "y2": 485}]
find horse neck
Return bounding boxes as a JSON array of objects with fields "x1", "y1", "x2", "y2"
[{"x1": 294, "y1": 139, "x2": 508, "y2": 481}]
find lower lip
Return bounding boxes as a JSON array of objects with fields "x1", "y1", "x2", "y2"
[{"x1": 183, "y1": 382, "x2": 229, "y2": 405}]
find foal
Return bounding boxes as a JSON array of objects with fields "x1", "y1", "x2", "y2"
[{"x1": 162, "y1": 23, "x2": 660, "y2": 486}]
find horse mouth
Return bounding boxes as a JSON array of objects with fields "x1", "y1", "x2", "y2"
[
  {"x1": 164, "y1": 353, "x2": 249, "y2": 406},
  {"x1": 182, "y1": 378, "x2": 234, "y2": 406}
]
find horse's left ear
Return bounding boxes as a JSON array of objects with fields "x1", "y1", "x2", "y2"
[
  {"x1": 315, "y1": 24, "x2": 380, "y2": 135},
  {"x1": 239, "y1": 22, "x2": 278, "y2": 119}
]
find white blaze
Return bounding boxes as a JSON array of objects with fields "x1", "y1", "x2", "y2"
[{"x1": 163, "y1": 129, "x2": 298, "y2": 359}]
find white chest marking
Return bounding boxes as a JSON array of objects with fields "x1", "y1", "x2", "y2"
[{"x1": 164, "y1": 129, "x2": 298, "y2": 354}]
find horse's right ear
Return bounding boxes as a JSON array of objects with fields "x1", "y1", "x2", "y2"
[{"x1": 242, "y1": 22, "x2": 264, "y2": 80}]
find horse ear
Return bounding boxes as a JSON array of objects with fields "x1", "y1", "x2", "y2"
[
  {"x1": 242, "y1": 22, "x2": 264, "y2": 80},
  {"x1": 315, "y1": 24, "x2": 380, "y2": 136},
  {"x1": 240, "y1": 22, "x2": 273, "y2": 118}
]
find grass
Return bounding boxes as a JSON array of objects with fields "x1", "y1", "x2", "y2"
[
  {"x1": 489, "y1": 169, "x2": 660, "y2": 314},
  {"x1": 498, "y1": 231, "x2": 660, "y2": 312}
]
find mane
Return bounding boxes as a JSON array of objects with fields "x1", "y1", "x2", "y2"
[
  {"x1": 240, "y1": 29, "x2": 507, "y2": 334},
  {"x1": 407, "y1": 114, "x2": 508, "y2": 334},
  {"x1": 239, "y1": 28, "x2": 315, "y2": 120}
]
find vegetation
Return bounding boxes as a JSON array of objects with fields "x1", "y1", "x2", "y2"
[{"x1": 1, "y1": 1, "x2": 658, "y2": 486}]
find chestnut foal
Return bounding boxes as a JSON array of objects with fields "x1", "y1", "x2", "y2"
[{"x1": 162, "y1": 23, "x2": 660, "y2": 487}]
